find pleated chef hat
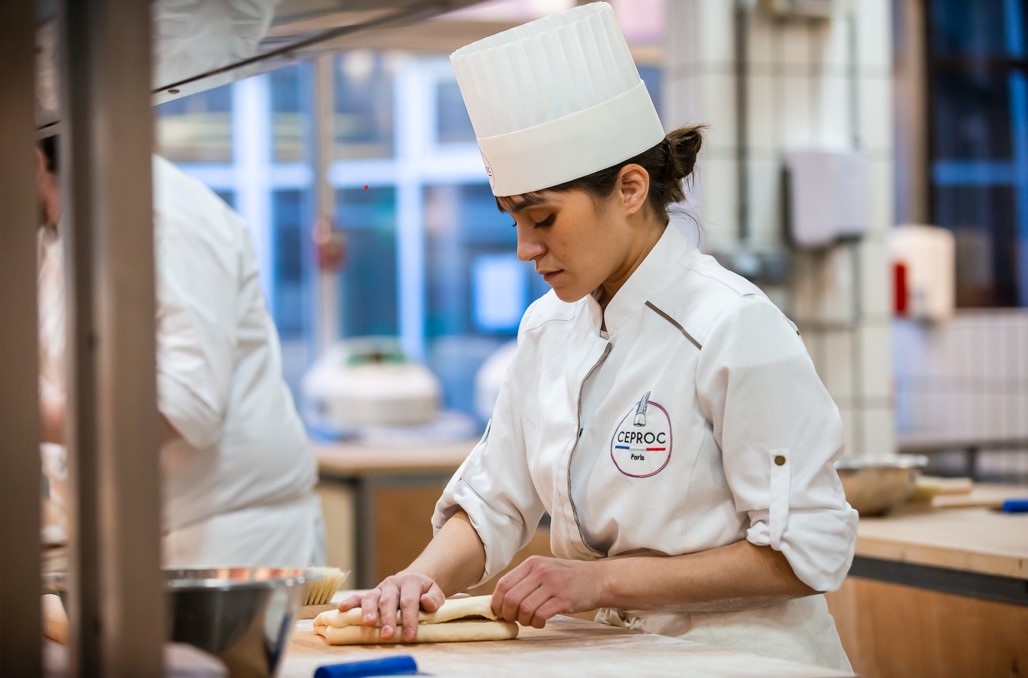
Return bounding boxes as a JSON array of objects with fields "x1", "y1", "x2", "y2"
[{"x1": 450, "y1": 2, "x2": 665, "y2": 197}]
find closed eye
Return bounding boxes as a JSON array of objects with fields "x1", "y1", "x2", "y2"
[{"x1": 534, "y1": 214, "x2": 555, "y2": 228}]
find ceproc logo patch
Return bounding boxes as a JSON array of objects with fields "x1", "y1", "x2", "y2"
[{"x1": 610, "y1": 391, "x2": 672, "y2": 478}]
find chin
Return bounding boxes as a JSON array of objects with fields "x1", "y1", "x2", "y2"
[{"x1": 551, "y1": 287, "x2": 588, "y2": 303}]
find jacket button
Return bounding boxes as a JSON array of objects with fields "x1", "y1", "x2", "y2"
[{"x1": 774, "y1": 454, "x2": 786, "y2": 466}]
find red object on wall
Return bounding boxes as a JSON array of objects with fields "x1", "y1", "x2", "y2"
[{"x1": 893, "y1": 261, "x2": 908, "y2": 315}]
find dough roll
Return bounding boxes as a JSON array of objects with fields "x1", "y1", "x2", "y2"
[{"x1": 313, "y1": 595, "x2": 519, "y2": 645}]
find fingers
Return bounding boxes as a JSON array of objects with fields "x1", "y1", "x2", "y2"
[
  {"x1": 335, "y1": 592, "x2": 363, "y2": 612},
  {"x1": 420, "y1": 583, "x2": 446, "y2": 613},
  {"x1": 491, "y1": 556, "x2": 537, "y2": 617},
  {"x1": 492, "y1": 556, "x2": 577, "y2": 628},
  {"x1": 353, "y1": 574, "x2": 442, "y2": 641},
  {"x1": 398, "y1": 579, "x2": 426, "y2": 641},
  {"x1": 377, "y1": 586, "x2": 400, "y2": 640}
]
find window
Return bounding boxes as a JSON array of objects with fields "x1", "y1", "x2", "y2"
[
  {"x1": 333, "y1": 52, "x2": 396, "y2": 160},
  {"x1": 156, "y1": 52, "x2": 662, "y2": 425},
  {"x1": 335, "y1": 186, "x2": 399, "y2": 337},
  {"x1": 927, "y1": 0, "x2": 1028, "y2": 307}
]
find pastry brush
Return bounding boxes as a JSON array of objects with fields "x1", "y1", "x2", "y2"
[{"x1": 302, "y1": 566, "x2": 349, "y2": 617}]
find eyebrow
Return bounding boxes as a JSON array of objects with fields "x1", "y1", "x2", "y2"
[{"x1": 495, "y1": 192, "x2": 551, "y2": 214}]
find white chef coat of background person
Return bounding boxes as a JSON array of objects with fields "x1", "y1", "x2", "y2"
[
  {"x1": 35, "y1": 136, "x2": 324, "y2": 568},
  {"x1": 335, "y1": 3, "x2": 856, "y2": 672}
]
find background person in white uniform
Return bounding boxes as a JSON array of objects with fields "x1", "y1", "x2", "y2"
[
  {"x1": 338, "y1": 4, "x2": 857, "y2": 671},
  {"x1": 36, "y1": 136, "x2": 324, "y2": 568}
]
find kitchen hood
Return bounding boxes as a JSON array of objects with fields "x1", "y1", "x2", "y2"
[{"x1": 36, "y1": 0, "x2": 488, "y2": 128}]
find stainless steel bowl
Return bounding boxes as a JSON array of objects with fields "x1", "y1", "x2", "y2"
[
  {"x1": 836, "y1": 455, "x2": 928, "y2": 516},
  {"x1": 45, "y1": 567, "x2": 310, "y2": 677}
]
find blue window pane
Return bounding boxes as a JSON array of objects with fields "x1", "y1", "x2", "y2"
[
  {"x1": 933, "y1": 185, "x2": 1020, "y2": 306},
  {"x1": 214, "y1": 190, "x2": 235, "y2": 209},
  {"x1": 270, "y1": 64, "x2": 310, "y2": 163},
  {"x1": 639, "y1": 64, "x2": 663, "y2": 122},
  {"x1": 423, "y1": 183, "x2": 543, "y2": 419},
  {"x1": 436, "y1": 80, "x2": 476, "y2": 144},
  {"x1": 932, "y1": 71, "x2": 1014, "y2": 161},
  {"x1": 333, "y1": 53, "x2": 395, "y2": 159},
  {"x1": 424, "y1": 183, "x2": 529, "y2": 338},
  {"x1": 927, "y1": 0, "x2": 1028, "y2": 307},
  {"x1": 335, "y1": 187, "x2": 398, "y2": 336},
  {"x1": 929, "y1": 0, "x2": 1026, "y2": 58},
  {"x1": 271, "y1": 189, "x2": 311, "y2": 338}
]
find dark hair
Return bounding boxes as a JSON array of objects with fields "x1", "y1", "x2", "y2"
[
  {"x1": 497, "y1": 124, "x2": 705, "y2": 224},
  {"x1": 39, "y1": 135, "x2": 59, "y2": 174}
]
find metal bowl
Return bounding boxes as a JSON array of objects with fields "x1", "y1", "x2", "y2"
[
  {"x1": 836, "y1": 455, "x2": 929, "y2": 516},
  {"x1": 45, "y1": 567, "x2": 311, "y2": 677}
]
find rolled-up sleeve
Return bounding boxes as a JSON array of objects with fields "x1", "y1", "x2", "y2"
[
  {"x1": 695, "y1": 296, "x2": 857, "y2": 592},
  {"x1": 153, "y1": 211, "x2": 238, "y2": 450},
  {"x1": 432, "y1": 341, "x2": 546, "y2": 586}
]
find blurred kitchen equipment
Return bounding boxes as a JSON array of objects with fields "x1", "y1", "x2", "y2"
[
  {"x1": 890, "y1": 224, "x2": 955, "y2": 321},
  {"x1": 302, "y1": 337, "x2": 441, "y2": 431},
  {"x1": 45, "y1": 567, "x2": 312, "y2": 677},
  {"x1": 1000, "y1": 498, "x2": 1028, "y2": 513},
  {"x1": 836, "y1": 455, "x2": 929, "y2": 516},
  {"x1": 473, "y1": 339, "x2": 518, "y2": 422},
  {"x1": 784, "y1": 149, "x2": 869, "y2": 248},
  {"x1": 313, "y1": 655, "x2": 418, "y2": 678}
]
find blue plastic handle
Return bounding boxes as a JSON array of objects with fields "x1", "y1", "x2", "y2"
[
  {"x1": 313, "y1": 656, "x2": 418, "y2": 678},
  {"x1": 1001, "y1": 498, "x2": 1028, "y2": 513}
]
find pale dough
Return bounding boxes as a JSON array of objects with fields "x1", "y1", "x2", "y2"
[{"x1": 313, "y1": 595, "x2": 519, "y2": 645}]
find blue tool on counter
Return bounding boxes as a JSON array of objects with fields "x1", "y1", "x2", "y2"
[
  {"x1": 1001, "y1": 498, "x2": 1028, "y2": 513},
  {"x1": 313, "y1": 655, "x2": 418, "y2": 678}
]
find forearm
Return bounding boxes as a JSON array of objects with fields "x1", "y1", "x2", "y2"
[
  {"x1": 39, "y1": 393, "x2": 66, "y2": 445},
  {"x1": 404, "y1": 509, "x2": 487, "y2": 597},
  {"x1": 595, "y1": 540, "x2": 816, "y2": 613},
  {"x1": 40, "y1": 393, "x2": 181, "y2": 447}
]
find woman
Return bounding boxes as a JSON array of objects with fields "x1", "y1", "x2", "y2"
[{"x1": 339, "y1": 3, "x2": 856, "y2": 670}]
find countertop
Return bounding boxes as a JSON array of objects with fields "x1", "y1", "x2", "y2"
[
  {"x1": 280, "y1": 614, "x2": 853, "y2": 678},
  {"x1": 855, "y1": 483, "x2": 1028, "y2": 580},
  {"x1": 313, "y1": 439, "x2": 475, "y2": 477}
]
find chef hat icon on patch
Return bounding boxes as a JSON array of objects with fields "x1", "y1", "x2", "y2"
[{"x1": 449, "y1": 2, "x2": 665, "y2": 198}]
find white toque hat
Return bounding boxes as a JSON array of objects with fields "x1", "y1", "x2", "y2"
[{"x1": 450, "y1": 2, "x2": 665, "y2": 197}]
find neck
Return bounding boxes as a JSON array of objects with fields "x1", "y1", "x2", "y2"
[{"x1": 598, "y1": 220, "x2": 666, "y2": 311}]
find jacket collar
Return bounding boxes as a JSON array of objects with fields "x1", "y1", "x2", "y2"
[{"x1": 583, "y1": 225, "x2": 692, "y2": 337}]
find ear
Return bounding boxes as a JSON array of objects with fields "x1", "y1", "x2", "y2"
[{"x1": 616, "y1": 164, "x2": 649, "y2": 217}]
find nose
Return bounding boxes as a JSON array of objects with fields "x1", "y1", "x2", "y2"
[{"x1": 516, "y1": 225, "x2": 545, "y2": 263}]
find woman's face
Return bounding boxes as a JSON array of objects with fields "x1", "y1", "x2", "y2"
[{"x1": 505, "y1": 168, "x2": 654, "y2": 304}]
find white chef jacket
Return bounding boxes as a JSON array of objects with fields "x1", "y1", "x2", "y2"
[
  {"x1": 39, "y1": 155, "x2": 322, "y2": 568},
  {"x1": 434, "y1": 225, "x2": 857, "y2": 670}
]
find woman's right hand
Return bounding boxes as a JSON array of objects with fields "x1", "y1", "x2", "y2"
[{"x1": 335, "y1": 571, "x2": 446, "y2": 641}]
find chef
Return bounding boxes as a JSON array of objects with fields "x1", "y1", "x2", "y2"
[
  {"x1": 36, "y1": 136, "x2": 324, "y2": 568},
  {"x1": 338, "y1": 3, "x2": 857, "y2": 671}
]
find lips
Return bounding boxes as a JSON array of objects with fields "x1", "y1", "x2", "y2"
[{"x1": 539, "y1": 270, "x2": 562, "y2": 283}]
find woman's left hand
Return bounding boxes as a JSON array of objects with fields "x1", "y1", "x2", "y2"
[{"x1": 491, "y1": 556, "x2": 604, "y2": 628}]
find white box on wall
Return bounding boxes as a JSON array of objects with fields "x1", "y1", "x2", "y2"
[
  {"x1": 890, "y1": 224, "x2": 955, "y2": 321},
  {"x1": 785, "y1": 149, "x2": 870, "y2": 248}
]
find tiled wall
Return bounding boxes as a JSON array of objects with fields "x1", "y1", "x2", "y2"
[
  {"x1": 663, "y1": 0, "x2": 894, "y2": 460},
  {"x1": 893, "y1": 312, "x2": 1028, "y2": 479}
]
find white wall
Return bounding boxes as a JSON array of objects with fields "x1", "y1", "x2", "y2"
[{"x1": 663, "y1": 0, "x2": 895, "y2": 459}]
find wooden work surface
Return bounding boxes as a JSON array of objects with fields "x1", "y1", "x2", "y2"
[
  {"x1": 313, "y1": 439, "x2": 475, "y2": 478},
  {"x1": 856, "y1": 501, "x2": 1028, "y2": 579},
  {"x1": 280, "y1": 615, "x2": 853, "y2": 678}
]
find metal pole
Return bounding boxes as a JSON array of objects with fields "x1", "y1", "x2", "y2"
[
  {"x1": 313, "y1": 53, "x2": 341, "y2": 352},
  {"x1": 60, "y1": 0, "x2": 165, "y2": 674},
  {"x1": 0, "y1": 0, "x2": 43, "y2": 672}
]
